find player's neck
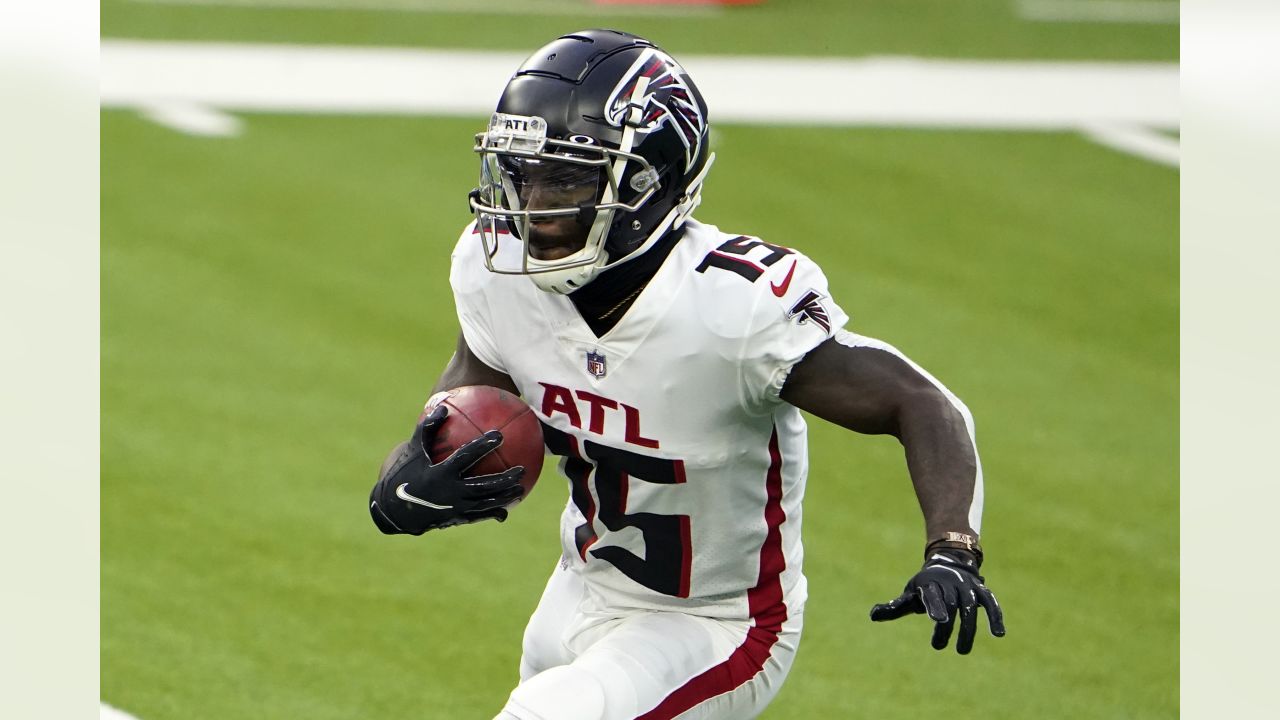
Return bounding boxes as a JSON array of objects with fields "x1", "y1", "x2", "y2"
[{"x1": 568, "y1": 227, "x2": 684, "y2": 337}]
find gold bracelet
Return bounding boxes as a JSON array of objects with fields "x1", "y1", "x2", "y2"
[{"x1": 926, "y1": 532, "x2": 983, "y2": 562}]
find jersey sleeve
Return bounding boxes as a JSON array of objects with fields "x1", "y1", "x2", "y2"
[
  {"x1": 738, "y1": 250, "x2": 849, "y2": 415},
  {"x1": 448, "y1": 222, "x2": 508, "y2": 374}
]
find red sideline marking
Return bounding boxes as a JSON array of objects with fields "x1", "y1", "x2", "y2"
[
  {"x1": 638, "y1": 429, "x2": 787, "y2": 719},
  {"x1": 595, "y1": 0, "x2": 762, "y2": 5}
]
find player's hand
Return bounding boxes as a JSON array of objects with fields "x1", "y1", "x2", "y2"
[
  {"x1": 368, "y1": 406, "x2": 525, "y2": 535},
  {"x1": 869, "y1": 548, "x2": 1006, "y2": 654}
]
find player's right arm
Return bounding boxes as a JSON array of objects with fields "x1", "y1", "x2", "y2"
[
  {"x1": 368, "y1": 333, "x2": 522, "y2": 536},
  {"x1": 367, "y1": 221, "x2": 530, "y2": 535},
  {"x1": 431, "y1": 332, "x2": 520, "y2": 395}
]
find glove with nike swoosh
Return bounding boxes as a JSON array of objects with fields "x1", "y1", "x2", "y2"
[
  {"x1": 869, "y1": 547, "x2": 1006, "y2": 654},
  {"x1": 369, "y1": 406, "x2": 525, "y2": 535}
]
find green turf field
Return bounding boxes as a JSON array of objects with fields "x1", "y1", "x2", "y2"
[
  {"x1": 103, "y1": 3, "x2": 1178, "y2": 719},
  {"x1": 101, "y1": 0, "x2": 1177, "y2": 60}
]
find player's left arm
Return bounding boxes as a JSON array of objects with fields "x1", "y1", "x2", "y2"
[{"x1": 780, "y1": 331, "x2": 1006, "y2": 654}]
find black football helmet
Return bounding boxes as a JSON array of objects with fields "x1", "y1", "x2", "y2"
[{"x1": 470, "y1": 29, "x2": 714, "y2": 293}]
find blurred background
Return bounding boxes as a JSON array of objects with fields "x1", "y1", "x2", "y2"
[{"x1": 100, "y1": 2, "x2": 1178, "y2": 718}]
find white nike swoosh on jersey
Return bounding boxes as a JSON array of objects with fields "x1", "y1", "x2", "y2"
[{"x1": 396, "y1": 483, "x2": 453, "y2": 510}]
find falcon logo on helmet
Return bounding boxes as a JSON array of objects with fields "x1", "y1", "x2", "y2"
[{"x1": 605, "y1": 49, "x2": 706, "y2": 175}]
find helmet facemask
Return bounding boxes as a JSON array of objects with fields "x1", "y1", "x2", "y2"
[
  {"x1": 471, "y1": 112, "x2": 662, "y2": 294},
  {"x1": 470, "y1": 36, "x2": 714, "y2": 294}
]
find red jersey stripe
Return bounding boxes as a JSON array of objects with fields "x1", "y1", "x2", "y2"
[{"x1": 636, "y1": 428, "x2": 788, "y2": 719}]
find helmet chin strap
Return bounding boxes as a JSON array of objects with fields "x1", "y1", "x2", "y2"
[{"x1": 603, "y1": 151, "x2": 716, "y2": 272}]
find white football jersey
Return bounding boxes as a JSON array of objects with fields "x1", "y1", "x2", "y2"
[{"x1": 450, "y1": 218, "x2": 849, "y2": 623}]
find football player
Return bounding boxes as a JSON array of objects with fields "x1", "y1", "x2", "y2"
[{"x1": 370, "y1": 29, "x2": 1005, "y2": 720}]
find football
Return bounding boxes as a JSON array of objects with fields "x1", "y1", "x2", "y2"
[{"x1": 422, "y1": 385, "x2": 545, "y2": 498}]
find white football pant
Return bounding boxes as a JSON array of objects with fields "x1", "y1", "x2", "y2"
[{"x1": 495, "y1": 560, "x2": 803, "y2": 720}]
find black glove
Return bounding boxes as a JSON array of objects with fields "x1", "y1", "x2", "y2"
[
  {"x1": 368, "y1": 405, "x2": 525, "y2": 535},
  {"x1": 869, "y1": 548, "x2": 1006, "y2": 654}
]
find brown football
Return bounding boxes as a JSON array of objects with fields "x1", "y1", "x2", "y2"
[{"x1": 421, "y1": 385, "x2": 544, "y2": 498}]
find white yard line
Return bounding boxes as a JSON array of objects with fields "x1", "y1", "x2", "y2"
[
  {"x1": 100, "y1": 41, "x2": 1179, "y2": 128},
  {"x1": 101, "y1": 703, "x2": 142, "y2": 720},
  {"x1": 138, "y1": 101, "x2": 245, "y2": 137},
  {"x1": 99, "y1": 40, "x2": 1179, "y2": 165},
  {"x1": 1017, "y1": 0, "x2": 1180, "y2": 24},
  {"x1": 1080, "y1": 122, "x2": 1180, "y2": 166},
  {"x1": 686, "y1": 54, "x2": 1177, "y2": 130},
  {"x1": 126, "y1": 0, "x2": 723, "y2": 17}
]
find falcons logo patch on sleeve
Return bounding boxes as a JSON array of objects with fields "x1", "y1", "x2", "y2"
[{"x1": 786, "y1": 290, "x2": 832, "y2": 333}]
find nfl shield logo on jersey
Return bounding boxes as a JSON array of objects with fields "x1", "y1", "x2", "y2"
[{"x1": 585, "y1": 350, "x2": 607, "y2": 378}]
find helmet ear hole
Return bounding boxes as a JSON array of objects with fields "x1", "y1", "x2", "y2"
[{"x1": 628, "y1": 166, "x2": 661, "y2": 194}]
